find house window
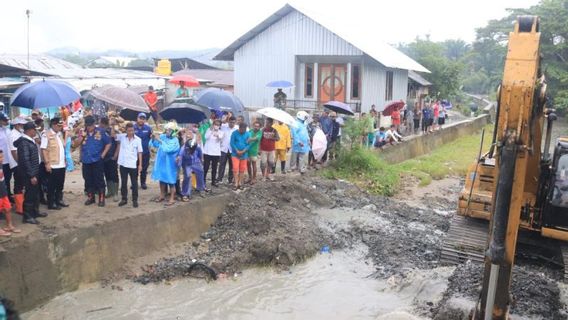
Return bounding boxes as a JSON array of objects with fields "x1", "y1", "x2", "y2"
[
  {"x1": 351, "y1": 64, "x2": 361, "y2": 99},
  {"x1": 385, "y1": 71, "x2": 394, "y2": 101},
  {"x1": 305, "y1": 64, "x2": 314, "y2": 98}
]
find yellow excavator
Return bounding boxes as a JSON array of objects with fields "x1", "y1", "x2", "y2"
[{"x1": 441, "y1": 16, "x2": 568, "y2": 319}]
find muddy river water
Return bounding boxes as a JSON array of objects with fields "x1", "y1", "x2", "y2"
[
  {"x1": 24, "y1": 248, "x2": 454, "y2": 320},
  {"x1": 24, "y1": 204, "x2": 458, "y2": 320}
]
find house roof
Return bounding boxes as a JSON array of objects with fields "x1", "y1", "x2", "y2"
[
  {"x1": 173, "y1": 69, "x2": 234, "y2": 87},
  {"x1": 0, "y1": 64, "x2": 50, "y2": 77},
  {"x1": 408, "y1": 71, "x2": 432, "y2": 86},
  {"x1": 0, "y1": 54, "x2": 82, "y2": 74},
  {"x1": 0, "y1": 54, "x2": 165, "y2": 80},
  {"x1": 214, "y1": 3, "x2": 429, "y2": 73}
]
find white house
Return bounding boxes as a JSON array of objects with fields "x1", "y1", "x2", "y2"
[{"x1": 214, "y1": 4, "x2": 429, "y2": 112}]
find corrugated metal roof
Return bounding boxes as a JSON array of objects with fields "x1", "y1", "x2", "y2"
[
  {"x1": 214, "y1": 3, "x2": 430, "y2": 73},
  {"x1": 408, "y1": 71, "x2": 432, "y2": 86},
  {"x1": 0, "y1": 54, "x2": 82, "y2": 73}
]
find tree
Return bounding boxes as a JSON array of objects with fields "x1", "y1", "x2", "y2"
[{"x1": 399, "y1": 39, "x2": 465, "y2": 99}]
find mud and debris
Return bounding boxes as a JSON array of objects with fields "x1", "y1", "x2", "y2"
[
  {"x1": 134, "y1": 177, "x2": 344, "y2": 284},
  {"x1": 129, "y1": 174, "x2": 567, "y2": 318}
]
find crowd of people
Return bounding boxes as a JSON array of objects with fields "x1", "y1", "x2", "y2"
[
  {"x1": 0, "y1": 96, "x2": 449, "y2": 235},
  {"x1": 0, "y1": 104, "x2": 347, "y2": 235},
  {"x1": 361, "y1": 100, "x2": 449, "y2": 149}
]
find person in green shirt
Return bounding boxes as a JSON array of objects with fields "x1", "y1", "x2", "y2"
[
  {"x1": 246, "y1": 121, "x2": 262, "y2": 185},
  {"x1": 176, "y1": 81, "x2": 190, "y2": 98},
  {"x1": 361, "y1": 113, "x2": 374, "y2": 148}
]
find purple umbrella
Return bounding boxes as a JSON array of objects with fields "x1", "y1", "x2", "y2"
[{"x1": 323, "y1": 101, "x2": 354, "y2": 116}]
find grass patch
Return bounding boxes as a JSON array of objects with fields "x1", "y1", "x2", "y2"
[
  {"x1": 324, "y1": 124, "x2": 493, "y2": 196},
  {"x1": 322, "y1": 146, "x2": 400, "y2": 196}
]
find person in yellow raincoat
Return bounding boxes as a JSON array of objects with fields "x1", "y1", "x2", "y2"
[{"x1": 272, "y1": 120, "x2": 291, "y2": 174}]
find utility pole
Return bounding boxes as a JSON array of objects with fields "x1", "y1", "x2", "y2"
[{"x1": 26, "y1": 9, "x2": 32, "y2": 70}]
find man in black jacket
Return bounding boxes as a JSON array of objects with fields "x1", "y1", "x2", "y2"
[{"x1": 15, "y1": 122, "x2": 47, "y2": 224}]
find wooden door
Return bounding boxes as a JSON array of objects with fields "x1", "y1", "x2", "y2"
[{"x1": 319, "y1": 64, "x2": 346, "y2": 102}]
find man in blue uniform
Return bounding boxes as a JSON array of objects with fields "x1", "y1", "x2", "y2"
[
  {"x1": 75, "y1": 115, "x2": 111, "y2": 207},
  {"x1": 134, "y1": 113, "x2": 152, "y2": 190}
]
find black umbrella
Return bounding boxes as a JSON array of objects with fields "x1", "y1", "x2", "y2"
[
  {"x1": 120, "y1": 109, "x2": 151, "y2": 121},
  {"x1": 159, "y1": 102, "x2": 211, "y2": 124}
]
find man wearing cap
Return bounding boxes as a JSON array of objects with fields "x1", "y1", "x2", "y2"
[
  {"x1": 134, "y1": 113, "x2": 152, "y2": 190},
  {"x1": 14, "y1": 122, "x2": 46, "y2": 224},
  {"x1": 74, "y1": 115, "x2": 111, "y2": 207},
  {"x1": 30, "y1": 109, "x2": 42, "y2": 122},
  {"x1": 143, "y1": 86, "x2": 159, "y2": 126},
  {"x1": 9, "y1": 116, "x2": 28, "y2": 214},
  {"x1": 0, "y1": 113, "x2": 14, "y2": 201},
  {"x1": 41, "y1": 117, "x2": 68, "y2": 210}
]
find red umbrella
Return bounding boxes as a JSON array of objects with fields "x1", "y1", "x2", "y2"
[
  {"x1": 382, "y1": 100, "x2": 405, "y2": 116},
  {"x1": 169, "y1": 75, "x2": 200, "y2": 87}
]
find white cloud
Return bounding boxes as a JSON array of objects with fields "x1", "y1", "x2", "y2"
[{"x1": 0, "y1": 0, "x2": 539, "y2": 54}]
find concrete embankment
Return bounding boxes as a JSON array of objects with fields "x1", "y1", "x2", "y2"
[
  {"x1": 0, "y1": 193, "x2": 233, "y2": 312},
  {"x1": 380, "y1": 115, "x2": 490, "y2": 163}
]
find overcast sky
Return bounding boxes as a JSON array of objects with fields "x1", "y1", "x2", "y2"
[{"x1": 1, "y1": 0, "x2": 539, "y2": 54}]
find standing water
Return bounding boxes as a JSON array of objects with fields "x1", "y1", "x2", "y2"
[{"x1": 24, "y1": 247, "x2": 452, "y2": 320}]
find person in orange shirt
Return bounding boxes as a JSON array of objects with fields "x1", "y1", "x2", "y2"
[
  {"x1": 391, "y1": 108, "x2": 401, "y2": 133},
  {"x1": 143, "y1": 86, "x2": 159, "y2": 127}
]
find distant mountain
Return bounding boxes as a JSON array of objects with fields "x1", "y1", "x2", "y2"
[{"x1": 46, "y1": 47, "x2": 232, "y2": 69}]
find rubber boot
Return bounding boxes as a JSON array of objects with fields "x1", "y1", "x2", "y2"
[
  {"x1": 112, "y1": 182, "x2": 119, "y2": 202},
  {"x1": 57, "y1": 192, "x2": 69, "y2": 208},
  {"x1": 281, "y1": 161, "x2": 286, "y2": 174},
  {"x1": 105, "y1": 183, "x2": 113, "y2": 198},
  {"x1": 14, "y1": 193, "x2": 24, "y2": 215},
  {"x1": 84, "y1": 193, "x2": 95, "y2": 206},
  {"x1": 98, "y1": 191, "x2": 105, "y2": 207}
]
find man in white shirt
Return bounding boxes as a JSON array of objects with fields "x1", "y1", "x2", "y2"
[
  {"x1": 115, "y1": 122, "x2": 143, "y2": 208},
  {"x1": 40, "y1": 117, "x2": 68, "y2": 210},
  {"x1": 10, "y1": 115, "x2": 28, "y2": 214},
  {"x1": 203, "y1": 119, "x2": 224, "y2": 188},
  {"x1": 218, "y1": 116, "x2": 237, "y2": 184},
  {"x1": 0, "y1": 113, "x2": 14, "y2": 200}
]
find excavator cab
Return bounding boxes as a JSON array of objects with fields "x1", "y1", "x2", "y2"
[{"x1": 543, "y1": 139, "x2": 568, "y2": 231}]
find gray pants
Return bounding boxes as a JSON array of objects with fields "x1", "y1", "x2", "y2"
[{"x1": 289, "y1": 152, "x2": 307, "y2": 173}]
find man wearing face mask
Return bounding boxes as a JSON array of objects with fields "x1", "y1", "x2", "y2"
[
  {"x1": 218, "y1": 116, "x2": 237, "y2": 184},
  {"x1": 0, "y1": 113, "x2": 14, "y2": 202},
  {"x1": 203, "y1": 119, "x2": 224, "y2": 189},
  {"x1": 290, "y1": 111, "x2": 310, "y2": 174},
  {"x1": 9, "y1": 116, "x2": 28, "y2": 215},
  {"x1": 151, "y1": 122, "x2": 180, "y2": 206}
]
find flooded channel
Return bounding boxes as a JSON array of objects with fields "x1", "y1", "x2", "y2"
[{"x1": 24, "y1": 247, "x2": 453, "y2": 320}]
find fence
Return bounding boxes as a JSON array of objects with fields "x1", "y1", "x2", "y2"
[{"x1": 287, "y1": 99, "x2": 361, "y2": 113}]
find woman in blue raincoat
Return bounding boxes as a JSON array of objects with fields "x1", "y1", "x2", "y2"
[
  {"x1": 151, "y1": 122, "x2": 181, "y2": 206},
  {"x1": 289, "y1": 111, "x2": 310, "y2": 174}
]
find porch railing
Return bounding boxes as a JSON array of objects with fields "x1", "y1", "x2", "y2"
[{"x1": 286, "y1": 99, "x2": 361, "y2": 113}]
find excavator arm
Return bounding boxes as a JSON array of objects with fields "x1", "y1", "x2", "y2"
[{"x1": 474, "y1": 16, "x2": 543, "y2": 320}]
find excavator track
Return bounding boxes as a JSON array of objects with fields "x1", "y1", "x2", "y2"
[{"x1": 441, "y1": 214, "x2": 489, "y2": 265}]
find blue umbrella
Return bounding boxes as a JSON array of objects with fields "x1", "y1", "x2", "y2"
[
  {"x1": 324, "y1": 101, "x2": 354, "y2": 116},
  {"x1": 160, "y1": 102, "x2": 211, "y2": 124},
  {"x1": 195, "y1": 88, "x2": 244, "y2": 116},
  {"x1": 10, "y1": 79, "x2": 80, "y2": 109},
  {"x1": 266, "y1": 80, "x2": 294, "y2": 88}
]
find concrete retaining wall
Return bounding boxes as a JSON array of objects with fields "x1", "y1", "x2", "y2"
[
  {"x1": 380, "y1": 115, "x2": 490, "y2": 163},
  {"x1": 0, "y1": 193, "x2": 233, "y2": 312}
]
